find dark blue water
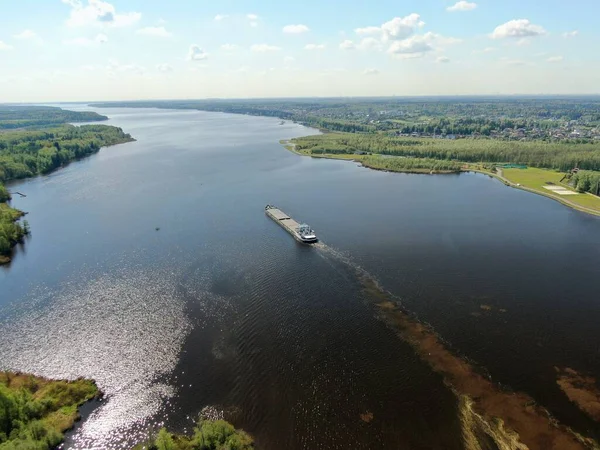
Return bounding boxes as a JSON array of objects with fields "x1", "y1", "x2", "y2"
[{"x1": 1, "y1": 107, "x2": 600, "y2": 448}]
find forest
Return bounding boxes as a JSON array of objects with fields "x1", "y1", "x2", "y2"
[
  {"x1": 293, "y1": 133, "x2": 600, "y2": 171},
  {"x1": 0, "y1": 124, "x2": 134, "y2": 182},
  {"x1": 0, "y1": 105, "x2": 107, "y2": 130}
]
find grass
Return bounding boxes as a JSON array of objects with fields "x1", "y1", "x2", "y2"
[
  {"x1": 502, "y1": 167, "x2": 600, "y2": 214},
  {"x1": 0, "y1": 372, "x2": 99, "y2": 449}
]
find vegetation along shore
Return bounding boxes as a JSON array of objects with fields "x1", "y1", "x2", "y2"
[
  {"x1": 93, "y1": 98, "x2": 600, "y2": 216},
  {"x1": 0, "y1": 372, "x2": 99, "y2": 449},
  {"x1": 0, "y1": 106, "x2": 135, "y2": 264}
]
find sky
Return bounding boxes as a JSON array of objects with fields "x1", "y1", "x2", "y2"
[{"x1": 0, "y1": 0, "x2": 598, "y2": 101}]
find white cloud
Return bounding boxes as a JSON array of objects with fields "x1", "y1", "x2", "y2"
[
  {"x1": 0, "y1": 41, "x2": 13, "y2": 51},
  {"x1": 516, "y1": 38, "x2": 530, "y2": 46},
  {"x1": 547, "y1": 56, "x2": 563, "y2": 63},
  {"x1": 363, "y1": 68, "x2": 379, "y2": 75},
  {"x1": 381, "y1": 14, "x2": 425, "y2": 41},
  {"x1": 283, "y1": 24, "x2": 309, "y2": 34},
  {"x1": 250, "y1": 22, "x2": 258, "y2": 28},
  {"x1": 187, "y1": 45, "x2": 208, "y2": 61},
  {"x1": 304, "y1": 43, "x2": 325, "y2": 50},
  {"x1": 436, "y1": 56, "x2": 451, "y2": 63},
  {"x1": 358, "y1": 37, "x2": 383, "y2": 51},
  {"x1": 247, "y1": 13, "x2": 258, "y2": 20},
  {"x1": 220, "y1": 44, "x2": 238, "y2": 51},
  {"x1": 214, "y1": 14, "x2": 229, "y2": 22},
  {"x1": 355, "y1": 26, "x2": 381, "y2": 36},
  {"x1": 387, "y1": 34, "x2": 434, "y2": 58},
  {"x1": 63, "y1": 0, "x2": 141, "y2": 28},
  {"x1": 156, "y1": 63, "x2": 173, "y2": 72},
  {"x1": 353, "y1": 14, "x2": 424, "y2": 43},
  {"x1": 491, "y1": 19, "x2": 546, "y2": 39},
  {"x1": 251, "y1": 44, "x2": 281, "y2": 52},
  {"x1": 136, "y1": 26, "x2": 172, "y2": 38},
  {"x1": 63, "y1": 33, "x2": 108, "y2": 46},
  {"x1": 283, "y1": 56, "x2": 295, "y2": 64},
  {"x1": 340, "y1": 39, "x2": 355, "y2": 50},
  {"x1": 13, "y1": 29, "x2": 37, "y2": 40},
  {"x1": 446, "y1": 1, "x2": 477, "y2": 12},
  {"x1": 562, "y1": 30, "x2": 578, "y2": 38}
]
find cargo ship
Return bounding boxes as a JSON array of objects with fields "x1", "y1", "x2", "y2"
[{"x1": 265, "y1": 205, "x2": 318, "y2": 244}]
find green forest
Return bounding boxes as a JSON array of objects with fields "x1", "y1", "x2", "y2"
[
  {"x1": 0, "y1": 105, "x2": 107, "y2": 130},
  {"x1": 0, "y1": 372, "x2": 98, "y2": 450},
  {"x1": 292, "y1": 133, "x2": 600, "y2": 172},
  {"x1": 0, "y1": 124, "x2": 133, "y2": 182},
  {"x1": 135, "y1": 420, "x2": 254, "y2": 450}
]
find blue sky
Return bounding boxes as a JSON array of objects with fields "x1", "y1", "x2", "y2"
[{"x1": 0, "y1": 0, "x2": 598, "y2": 101}]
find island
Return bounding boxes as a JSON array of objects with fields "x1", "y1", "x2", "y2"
[
  {"x1": 0, "y1": 106, "x2": 135, "y2": 264},
  {"x1": 93, "y1": 97, "x2": 600, "y2": 216}
]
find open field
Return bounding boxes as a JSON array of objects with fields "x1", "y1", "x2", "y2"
[{"x1": 501, "y1": 168, "x2": 600, "y2": 214}]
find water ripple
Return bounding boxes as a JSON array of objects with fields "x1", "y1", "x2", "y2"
[{"x1": 0, "y1": 266, "x2": 191, "y2": 449}]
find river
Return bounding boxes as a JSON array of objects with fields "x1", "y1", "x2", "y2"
[{"x1": 1, "y1": 107, "x2": 600, "y2": 449}]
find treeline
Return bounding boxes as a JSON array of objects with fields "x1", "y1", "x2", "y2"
[
  {"x1": 379, "y1": 117, "x2": 560, "y2": 136},
  {"x1": 0, "y1": 124, "x2": 134, "y2": 182},
  {"x1": 571, "y1": 170, "x2": 600, "y2": 195},
  {"x1": 135, "y1": 419, "x2": 253, "y2": 450},
  {"x1": 0, "y1": 202, "x2": 26, "y2": 258},
  {"x1": 293, "y1": 133, "x2": 600, "y2": 172},
  {"x1": 361, "y1": 156, "x2": 462, "y2": 173},
  {"x1": 0, "y1": 105, "x2": 107, "y2": 130},
  {"x1": 0, "y1": 372, "x2": 98, "y2": 449}
]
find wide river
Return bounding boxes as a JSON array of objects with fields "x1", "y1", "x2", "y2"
[{"x1": 1, "y1": 107, "x2": 600, "y2": 449}]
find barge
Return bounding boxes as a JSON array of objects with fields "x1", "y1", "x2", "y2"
[{"x1": 265, "y1": 205, "x2": 318, "y2": 244}]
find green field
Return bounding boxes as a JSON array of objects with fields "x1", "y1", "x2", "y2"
[{"x1": 502, "y1": 168, "x2": 600, "y2": 214}]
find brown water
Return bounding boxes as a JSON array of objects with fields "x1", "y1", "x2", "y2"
[{"x1": 1, "y1": 106, "x2": 600, "y2": 448}]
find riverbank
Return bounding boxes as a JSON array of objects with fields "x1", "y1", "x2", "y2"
[
  {"x1": 0, "y1": 372, "x2": 99, "y2": 449},
  {"x1": 280, "y1": 140, "x2": 600, "y2": 216},
  {"x1": 0, "y1": 201, "x2": 27, "y2": 265}
]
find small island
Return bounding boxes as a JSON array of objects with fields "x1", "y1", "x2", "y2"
[
  {"x1": 0, "y1": 371, "x2": 99, "y2": 449},
  {"x1": 0, "y1": 106, "x2": 135, "y2": 264}
]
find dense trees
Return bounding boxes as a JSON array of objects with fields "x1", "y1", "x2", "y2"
[
  {"x1": 361, "y1": 156, "x2": 462, "y2": 173},
  {"x1": 571, "y1": 170, "x2": 600, "y2": 195},
  {"x1": 0, "y1": 124, "x2": 134, "y2": 183},
  {"x1": 0, "y1": 105, "x2": 107, "y2": 130},
  {"x1": 0, "y1": 203, "x2": 25, "y2": 258},
  {"x1": 293, "y1": 133, "x2": 600, "y2": 172}
]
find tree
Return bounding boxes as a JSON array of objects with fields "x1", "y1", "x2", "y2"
[{"x1": 155, "y1": 428, "x2": 175, "y2": 450}]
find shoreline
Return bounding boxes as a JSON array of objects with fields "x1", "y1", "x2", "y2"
[{"x1": 280, "y1": 140, "x2": 600, "y2": 217}]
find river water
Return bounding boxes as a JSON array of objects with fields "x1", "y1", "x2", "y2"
[{"x1": 1, "y1": 107, "x2": 600, "y2": 449}]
